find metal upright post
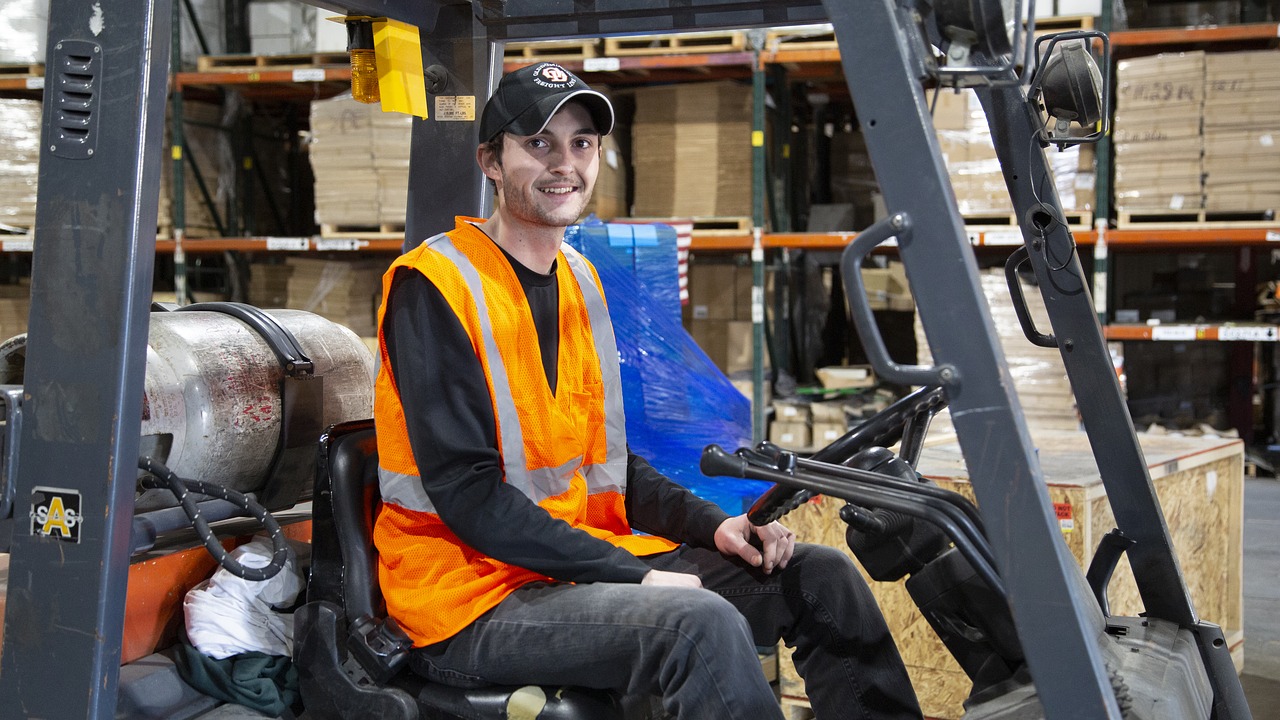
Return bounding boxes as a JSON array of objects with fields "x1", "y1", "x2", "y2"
[
  {"x1": 0, "y1": 0, "x2": 173, "y2": 716},
  {"x1": 751, "y1": 48, "x2": 768, "y2": 443},
  {"x1": 406, "y1": 3, "x2": 494, "y2": 246},
  {"x1": 171, "y1": 6, "x2": 187, "y2": 303},
  {"x1": 823, "y1": 0, "x2": 1122, "y2": 717}
]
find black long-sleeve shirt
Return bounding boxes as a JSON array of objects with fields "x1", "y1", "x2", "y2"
[{"x1": 382, "y1": 240, "x2": 729, "y2": 584}]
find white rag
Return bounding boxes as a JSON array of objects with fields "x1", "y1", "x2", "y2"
[{"x1": 184, "y1": 536, "x2": 305, "y2": 660}]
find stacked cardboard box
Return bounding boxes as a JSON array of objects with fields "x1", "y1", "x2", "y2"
[
  {"x1": 248, "y1": 262, "x2": 295, "y2": 308},
  {"x1": 685, "y1": 260, "x2": 761, "y2": 376},
  {"x1": 916, "y1": 268, "x2": 1079, "y2": 437},
  {"x1": 631, "y1": 81, "x2": 753, "y2": 218},
  {"x1": 0, "y1": 99, "x2": 41, "y2": 233},
  {"x1": 1202, "y1": 50, "x2": 1280, "y2": 213},
  {"x1": 285, "y1": 257, "x2": 387, "y2": 337},
  {"x1": 0, "y1": 281, "x2": 30, "y2": 342},
  {"x1": 583, "y1": 134, "x2": 629, "y2": 220},
  {"x1": 932, "y1": 89, "x2": 1094, "y2": 216},
  {"x1": 309, "y1": 94, "x2": 414, "y2": 228},
  {"x1": 1113, "y1": 52, "x2": 1205, "y2": 213},
  {"x1": 0, "y1": 0, "x2": 45, "y2": 64}
]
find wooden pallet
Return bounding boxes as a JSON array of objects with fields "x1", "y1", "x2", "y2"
[
  {"x1": 0, "y1": 62, "x2": 44, "y2": 77},
  {"x1": 319, "y1": 222, "x2": 406, "y2": 239},
  {"x1": 604, "y1": 31, "x2": 746, "y2": 57},
  {"x1": 1117, "y1": 208, "x2": 1278, "y2": 229},
  {"x1": 1031, "y1": 14, "x2": 1096, "y2": 33},
  {"x1": 962, "y1": 209, "x2": 1093, "y2": 229},
  {"x1": 626, "y1": 216, "x2": 754, "y2": 236},
  {"x1": 196, "y1": 51, "x2": 350, "y2": 72},
  {"x1": 765, "y1": 24, "x2": 837, "y2": 52},
  {"x1": 504, "y1": 40, "x2": 599, "y2": 63}
]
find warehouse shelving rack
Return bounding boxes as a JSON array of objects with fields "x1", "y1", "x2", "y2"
[{"x1": 2, "y1": 12, "x2": 1279, "y2": 446}]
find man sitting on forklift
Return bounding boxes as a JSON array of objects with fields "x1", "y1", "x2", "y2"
[{"x1": 370, "y1": 61, "x2": 923, "y2": 719}]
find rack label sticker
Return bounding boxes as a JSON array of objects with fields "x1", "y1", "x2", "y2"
[
  {"x1": 1151, "y1": 325, "x2": 1196, "y2": 341},
  {"x1": 435, "y1": 96, "x2": 475, "y2": 121},
  {"x1": 583, "y1": 57, "x2": 620, "y2": 72},
  {"x1": 30, "y1": 486, "x2": 82, "y2": 543},
  {"x1": 1266, "y1": 231, "x2": 1279, "y2": 242},
  {"x1": 1053, "y1": 502, "x2": 1074, "y2": 533},
  {"x1": 2, "y1": 239, "x2": 34, "y2": 253},
  {"x1": 316, "y1": 238, "x2": 369, "y2": 251},
  {"x1": 25, "y1": 77, "x2": 44, "y2": 90},
  {"x1": 983, "y1": 230, "x2": 1022, "y2": 246},
  {"x1": 266, "y1": 237, "x2": 310, "y2": 251},
  {"x1": 292, "y1": 68, "x2": 326, "y2": 82},
  {"x1": 1219, "y1": 326, "x2": 1278, "y2": 342}
]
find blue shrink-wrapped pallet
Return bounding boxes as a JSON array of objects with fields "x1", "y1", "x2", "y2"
[{"x1": 567, "y1": 219, "x2": 770, "y2": 514}]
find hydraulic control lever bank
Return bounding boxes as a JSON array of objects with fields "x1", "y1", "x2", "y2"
[{"x1": 0, "y1": 0, "x2": 1248, "y2": 718}]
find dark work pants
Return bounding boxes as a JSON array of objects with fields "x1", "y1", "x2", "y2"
[{"x1": 412, "y1": 543, "x2": 922, "y2": 720}]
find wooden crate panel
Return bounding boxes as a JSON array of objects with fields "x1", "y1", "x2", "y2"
[{"x1": 776, "y1": 431, "x2": 1244, "y2": 719}]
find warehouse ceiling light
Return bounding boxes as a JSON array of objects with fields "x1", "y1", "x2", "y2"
[{"x1": 1026, "y1": 31, "x2": 1110, "y2": 148}]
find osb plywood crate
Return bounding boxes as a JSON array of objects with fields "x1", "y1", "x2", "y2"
[{"x1": 778, "y1": 430, "x2": 1243, "y2": 719}]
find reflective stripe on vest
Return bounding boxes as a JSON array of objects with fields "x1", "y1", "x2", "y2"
[
  {"x1": 561, "y1": 244, "x2": 626, "y2": 496},
  {"x1": 379, "y1": 234, "x2": 627, "y2": 512}
]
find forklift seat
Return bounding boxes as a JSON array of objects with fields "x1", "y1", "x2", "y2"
[{"x1": 294, "y1": 419, "x2": 631, "y2": 720}]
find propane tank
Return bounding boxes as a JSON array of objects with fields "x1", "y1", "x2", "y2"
[{"x1": 0, "y1": 305, "x2": 375, "y2": 512}]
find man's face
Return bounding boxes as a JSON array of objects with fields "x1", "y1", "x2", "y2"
[{"x1": 481, "y1": 101, "x2": 601, "y2": 228}]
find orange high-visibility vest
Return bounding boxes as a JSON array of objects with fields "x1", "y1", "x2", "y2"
[{"x1": 373, "y1": 217, "x2": 678, "y2": 647}]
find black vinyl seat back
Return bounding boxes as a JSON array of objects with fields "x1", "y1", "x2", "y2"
[
  {"x1": 299, "y1": 419, "x2": 633, "y2": 720},
  {"x1": 309, "y1": 418, "x2": 381, "y2": 622}
]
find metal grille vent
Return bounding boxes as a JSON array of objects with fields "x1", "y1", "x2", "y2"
[{"x1": 49, "y1": 40, "x2": 102, "y2": 160}]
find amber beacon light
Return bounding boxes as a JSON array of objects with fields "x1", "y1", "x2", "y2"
[{"x1": 347, "y1": 19, "x2": 379, "y2": 104}]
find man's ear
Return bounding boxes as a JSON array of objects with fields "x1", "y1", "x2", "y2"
[{"x1": 477, "y1": 143, "x2": 502, "y2": 183}]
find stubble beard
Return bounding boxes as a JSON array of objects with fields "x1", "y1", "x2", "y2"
[{"x1": 501, "y1": 178, "x2": 594, "y2": 228}]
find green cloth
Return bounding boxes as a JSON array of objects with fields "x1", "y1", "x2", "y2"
[{"x1": 175, "y1": 641, "x2": 299, "y2": 717}]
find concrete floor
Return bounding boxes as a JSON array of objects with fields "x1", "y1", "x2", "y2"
[{"x1": 1242, "y1": 476, "x2": 1280, "y2": 717}]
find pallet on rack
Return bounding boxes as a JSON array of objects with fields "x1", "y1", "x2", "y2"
[
  {"x1": 765, "y1": 24, "x2": 837, "y2": 52},
  {"x1": 961, "y1": 209, "x2": 1093, "y2": 230},
  {"x1": 503, "y1": 39, "x2": 599, "y2": 63},
  {"x1": 603, "y1": 31, "x2": 746, "y2": 56},
  {"x1": 626, "y1": 216, "x2": 753, "y2": 236},
  {"x1": 196, "y1": 52, "x2": 351, "y2": 72},
  {"x1": 0, "y1": 63, "x2": 43, "y2": 78},
  {"x1": 1032, "y1": 14, "x2": 1096, "y2": 33},
  {"x1": 1117, "y1": 208, "x2": 1278, "y2": 229},
  {"x1": 319, "y1": 222, "x2": 406, "y2": 240}
]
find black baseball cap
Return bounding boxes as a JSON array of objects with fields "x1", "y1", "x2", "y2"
[{"x1": 478, "y1": 62, "x2": 614, "y2": 143}]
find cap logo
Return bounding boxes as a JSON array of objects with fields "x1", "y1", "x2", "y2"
[{"x1": 534, "y1": 64, "x2": 573, "y2": 88}]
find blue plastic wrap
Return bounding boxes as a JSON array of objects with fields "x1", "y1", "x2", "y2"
[{"x1": 567, "y1": 219, "x2": 771, "y2": 515}]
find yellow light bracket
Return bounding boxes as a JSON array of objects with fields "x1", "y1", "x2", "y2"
[
  {"x1": 373, "y1": 18, "x2": 428, "y2": 119},
  {"x1": 333, "y1": 16, "x2": 428, "y2": 119}
]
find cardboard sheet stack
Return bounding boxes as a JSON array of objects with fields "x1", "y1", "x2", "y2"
[
  {"x1": 308, "y1": 94, "x2": 413, "y2": 228},
  {"x1": 1202, "y1": 50, "x2": 1280, "y2": 213},
  {"x1": 248, "y1": 262, "x2": 294, "y2": 308},
  {"x1": 0, "y1": 281, "x2": 30, "y2": 342},
  {"x1": 932, "y1": 89, "x2": 1093, "y2": 216},
  {"x1": 915, "y1": 268, "x2": 1079, "y2": 437},
  {"x1": 0, "y1": 0, "x2": 45, "y2": 64},
  {"x1": 1113, "y1": 52, "x2": 1205, "y2": 213},
  {"x1": 284, "y1": 257, "x2": 386, "y2": 337},
  {"x1": 630, "y1": 81, "x2": 753, "y2": 218},
  {"x1": 0, "y1": 99, "x2": 41, "y2": 233}
]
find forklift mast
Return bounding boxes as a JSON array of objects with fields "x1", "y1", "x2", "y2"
[{"x1": 0, "y1": 1, "x2": 1247, "y2": 718}]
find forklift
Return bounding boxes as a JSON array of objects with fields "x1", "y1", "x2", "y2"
[{"x1": 0, "y1": 0, "x2": 1253, "y2": 718}]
